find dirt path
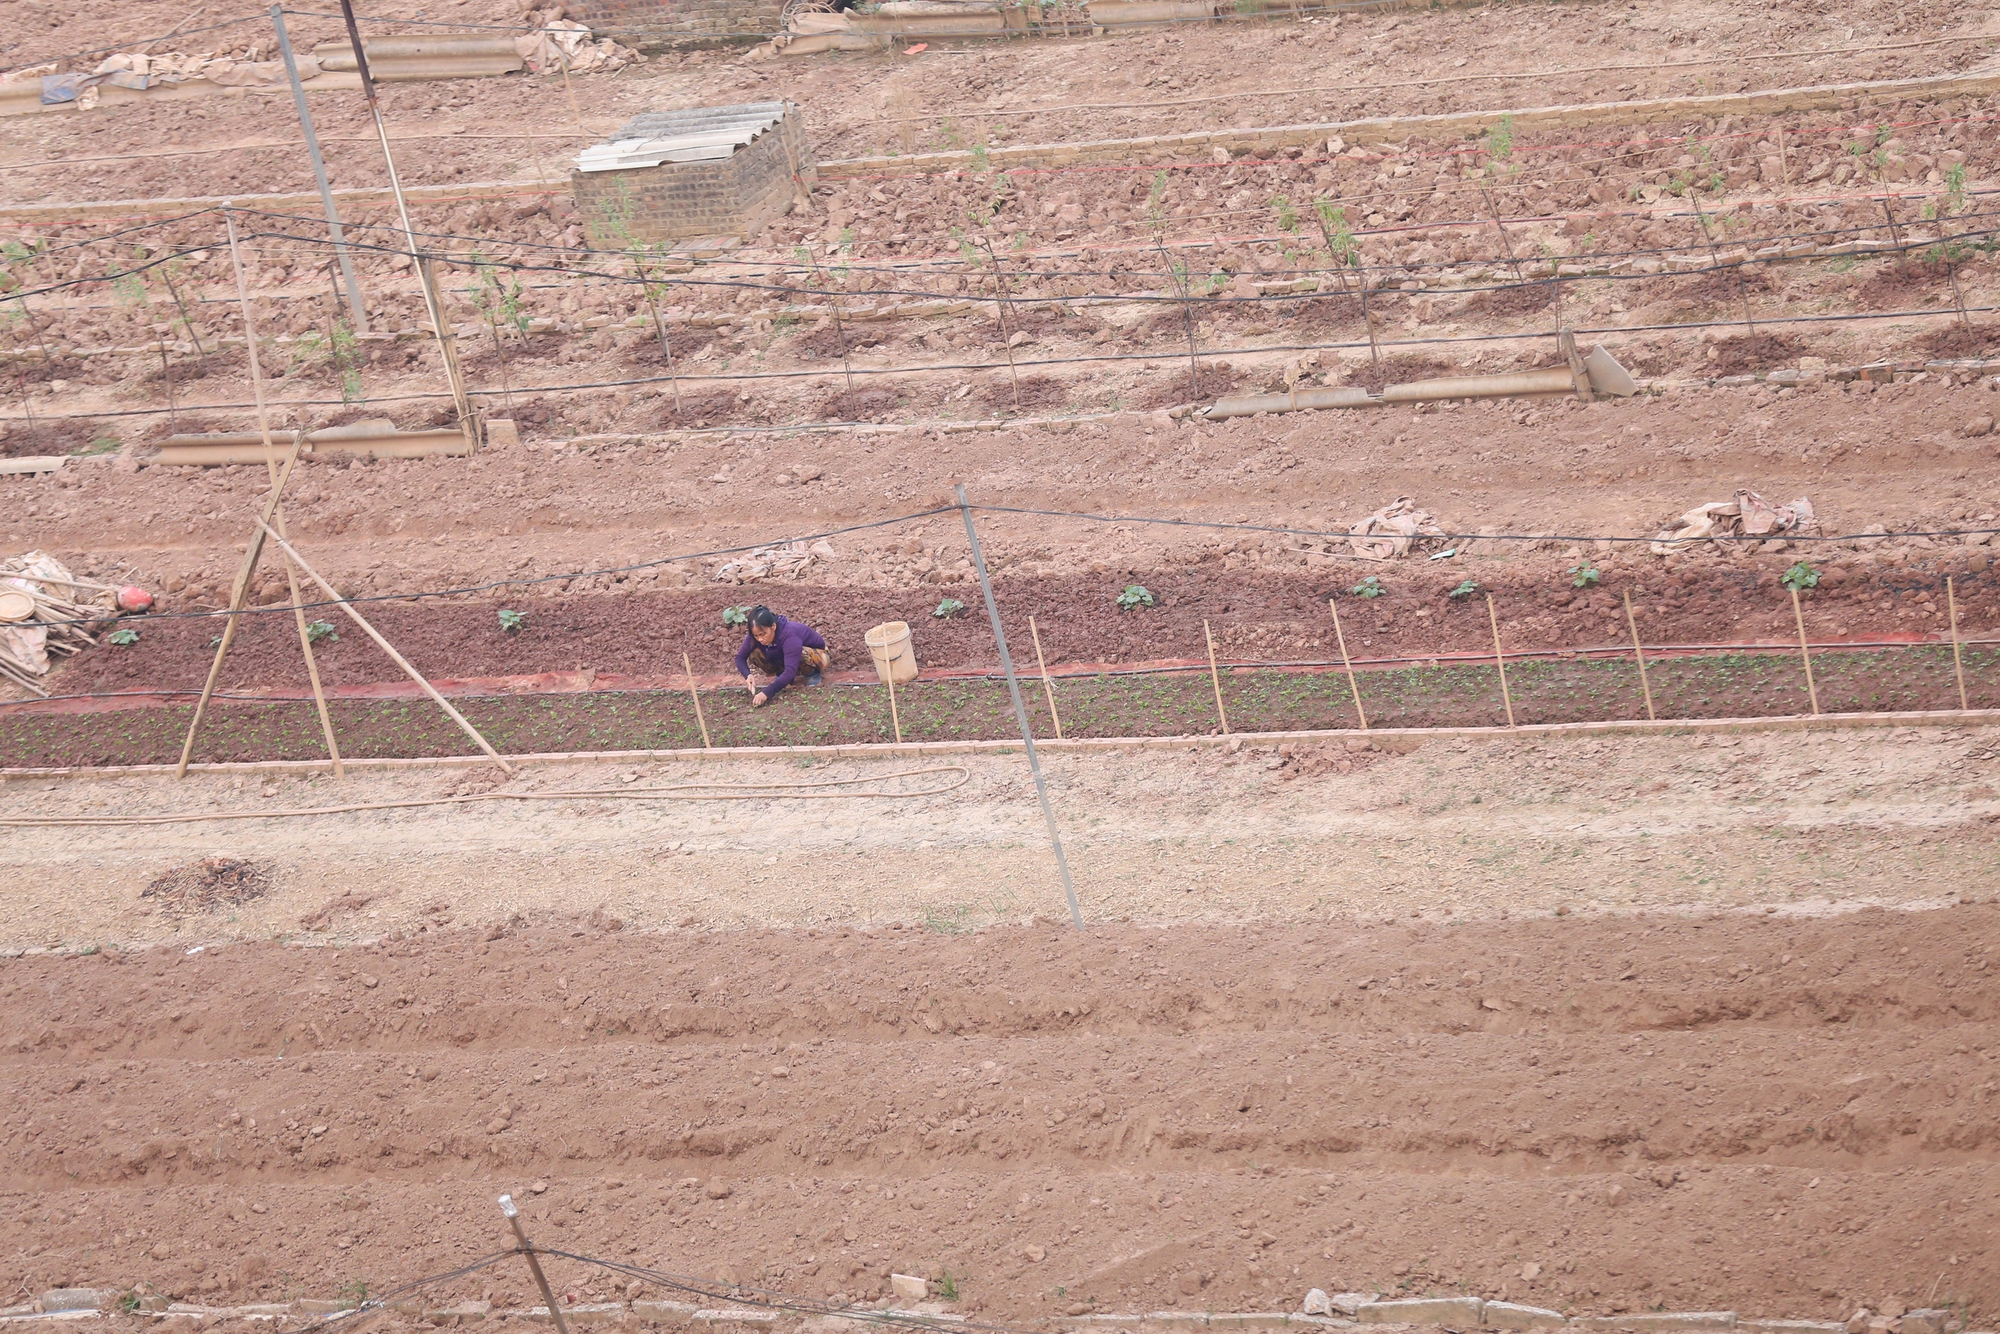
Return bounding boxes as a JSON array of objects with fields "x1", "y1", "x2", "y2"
[
  {"x1": 8, "y1": 0, "x2": 1975, "y2": 205},
  {"x1": 5, "y1": 725, "x2": 1998, "y2": 950},
  {"x1": 7, "y1": 381, "x2": 1999, "y2": 634},
  {"x1": 0, "y1": 897, "x2": 1994, "y2": 1325}
]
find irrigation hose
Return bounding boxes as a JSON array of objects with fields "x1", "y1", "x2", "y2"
[{"x1": 0, "y1": 765, "x2": 970, "y2": 828}]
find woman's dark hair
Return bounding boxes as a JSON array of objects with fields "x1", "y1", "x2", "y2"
[{"x1": 749, "y1": 606, "x2": 778, "y2": 631}]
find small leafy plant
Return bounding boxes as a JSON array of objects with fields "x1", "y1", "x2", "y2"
[
  {"x1": 1569, "y1": 564, "x2": 1601, "y2": 588},
  {"x1": 107, "y1": 627, "x2": 140, "y2": 645},
  {"x1": 1780, "y1": 561, "x2": 1820, "y2": 592},
  {"x1": 1351, "y1": 575, "x2": 1385, "y2": 599},
  {"x1": 498, "y1": 608, "x2": 526, "y2": 633},
  {"x1": 722, "y1": 605, "x2": 749, "y2": 628},
  {"x1": 305, "y1": 620, "x2": 338, "y2": 644},
  {"x1": 1116, "y1": 584, "x2": 1155, "y2": 612},
  {"x1": 1448, "y1": 578, "x2": 1481, "y2": 600},
  {"x1": 932, "y1": 597, "x2": 965, "y2": 619},
  {"x1": 936, "y1": 1271, "x2": 960, "y2": 1302}
]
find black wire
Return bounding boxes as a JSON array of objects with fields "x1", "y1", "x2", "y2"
[
  {"x1": 278, "y1": 1252, "x2": 516, "y2": 1334},
  {"x1": 20, "y1": 499, "x2": 2000, "y2": 636},
  {"x1": 281, "y1": 0, "x2": 1423, "y2": 39},
  {"x1": 538, "y1": 1248, "x2": 1037, "y2": 1334},
  {"x1": 220, "y1": 189, "x2": 2000, "y2": 291},
  {"x1": 10, "y1": 289, "x2": 1998, "y2": 425},
  {"x1": 968, "y1": 503, "x2": 2000, "y2": 547},
  {"x1": 23, "y1": 505, "x2": 961, "y2": 629}
]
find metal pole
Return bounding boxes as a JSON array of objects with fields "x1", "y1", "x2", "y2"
[
  {"x1": 499, "y1": 1196, "x2": 572, "y2": 1334},
  {"x1": 957, "y1": 485, "x2": 1083, "y2": 930},
  {"x1": 272, "y1": 4, "x2": 368, "y2": 333}
]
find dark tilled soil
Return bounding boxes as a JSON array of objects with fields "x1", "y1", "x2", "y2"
[
  {"x1": 1709, "y1": 332, "x2": 1810, "y2": 377},
  {"x1": 8, "y1": 647, "x2": 1991, "y2": 766},
  {"x1": 0, "y1": 910, "x2": 1996, "y2": 1323},
  {"x1": 47, "y1": 564, "x2": 2000, "y2": 698},
  {"x1": 1347, "y1": 353, "x2": 1457, "y2": 393}
]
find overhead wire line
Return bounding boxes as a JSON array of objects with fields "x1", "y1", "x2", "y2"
[
  {"x1": 15, "y1": 495, "x2": 2000, "y2": 635},
  {"x1": 19, "y1": 505, "x2": 963, "y2": 630}
]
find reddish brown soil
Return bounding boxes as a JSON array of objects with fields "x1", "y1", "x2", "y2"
[
  {"x1": 42, "y1": 564, "x2": 2000, "y2": 700},
  {"x1": 0, "y1": 420, "x2": 100, "y2": 458},
  {"x1": 4, "y1": 644, "x2": 1992, "y2": 766},
  {"x1": 1346, "y1": 354, "x2": 1455, "y2": 395},
  {"x1": 1, "y1": 908, "x2": 1995, "y2": 1322},
  {"x1": 1708, "y1": 333, "x2": 1809, "y2": 378}
]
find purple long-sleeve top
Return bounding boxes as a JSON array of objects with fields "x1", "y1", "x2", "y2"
[{"x1": 733, "y1": 614, "x2": 826, "y2": 699}]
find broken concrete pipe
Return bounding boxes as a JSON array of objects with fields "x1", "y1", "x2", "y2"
[{"x1": 1202, "y1": 346, "x2": 1636, "y2": 419}]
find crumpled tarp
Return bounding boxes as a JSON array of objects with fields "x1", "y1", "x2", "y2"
[
  {"x1": 716, "y1": 539, "x2": 839, "y2": 581},
  {"x1": 1649, "y1": 489, "x2": 1817, "y2": 554},
  {"x1": 515, "y1": 20, "x2": 638, "y2": 75},
  {"x1": 32, "y1": 49, "x2": 317, "y2": 108},
  {"x1": 1348, "y1": 497, "x2": 1447, "y2": 561},
  {"x1": 0, "y1": 552, "x2": 112, "y2": 695}
]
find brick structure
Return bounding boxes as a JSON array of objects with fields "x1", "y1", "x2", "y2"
[
  {"x1": 562, "y1": 0, "x2": 786, "y2": 49},
  {"x1": 570, "y1": 103, "x2": 815, "y2": 245}
]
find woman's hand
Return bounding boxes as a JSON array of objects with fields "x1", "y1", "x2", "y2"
[{"x1": 752, "y1": 691, "x2": 769, "y2": 708}]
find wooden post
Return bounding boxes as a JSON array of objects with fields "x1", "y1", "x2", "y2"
[
  {"x1": 978, "y1": 237, "x2": 1024, "y2": 413},
  {"x1": 884, "y1": 657, "x2": 904, "y2": 745},
  {"x1": 1949, "y1": 575, "x2": 1969, "y2": 712},
  {"x1": 498, "y1": 1197, "x2": 572, "y2": 1334},
  {"x1": 1029, "y1": 614, "x2": 1063, "y2": 740},
  {"x1": 1327, "y1": 597, "x2": 1367, "y2": 730},
  {"x1": 1790, "y1": 584, "x2": 1820, "y2": 716},
  {"x1": 225, "y1": 211, "x2": 344, "y2": 778},
  {"x1": 337, "y1": 0, "x2": 478, "y2": 451},
  {"x1": 255, "y1": 522, "x2": 515, "y2": 773},
  {"x1": 1624, "y1": 589, "x2": 1655, "y2": 723},
  {"x1": 1203, "y1": 618, "x2": 1230, "y2": 736},
  {"x1": 174, "y1": 445, "x2": 303, "y2": 778},
  {"x1": 683, "y1": 651, "x2": 712, "y2": 749},
  {"x1": 1560, "y1": 327, "x2": 1591, "y2": 402},
  {"x1": 1486, "y1": 593, "x2": 1516, "y2": 728}
]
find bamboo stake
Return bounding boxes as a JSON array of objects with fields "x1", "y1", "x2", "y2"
[
  {"x1": 154, "y1": 329, "x2": 178, "y2": 433},
  {"x1": 1623, "y1": 589, "x2": 1656, "y2": 722},
  {"x1": 683, "y1": 651, "x2": 712, "y2": 749},
  {"x1": 1327, "y1": 597, "x2": 1367, "y2": 730},
  {"x1": 1203, "y1": 618, "x2": 1230, "y2": 736},
  {"x1": 632, "y1": 255, "x2": 681, "y2": 412},
  {"x1": 498, "y1": 1197, "x2": 572, "y2": 1334},
  {"x1": 226, "y1": 209, "x2": 343, "y2": 779},
  {"x1": 174, "y1": 444, "x2": 302, "y2": 778},
  {"x1": 1949, "y1": 575, "x2": 1968, "y2": 712},
  {"x1": 260, "y1": 435, "x2": 345, "y2": 780},
  {"x1": 1486, "y1": 593, "x2": 1515, "y2": 728},
  {"x1": 337, "y1": 0, "x2": 477, "y2": 451},
  {"x1": 884, "y1": 658, "x2": 904, "y2": 745},
  {"x1": 556, "y1": 48, "x2": 588, "y2": 142},
  {"x1": 1790, "y1": 584, "x2": 1820, "y2": 716},
  {"x1": 158, "y1": 264, "x2": 207, "y2": 362},
  {"x1": 978, "y1": 238, "x2": 1023, "y2": 412},
  {"x1": 1029, "y1": 614, "x2": 1063, "y2": 740},
  {"x1": 257, "y1": 521, "x2": 515, "y2": 773}
]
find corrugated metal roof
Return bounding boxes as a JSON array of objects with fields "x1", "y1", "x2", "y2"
[{"x1": 574, "y1": 102, "x2": 788, "y2": 173}]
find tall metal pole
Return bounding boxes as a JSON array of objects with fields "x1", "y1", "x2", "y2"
[
  {"x1": 338, "y1": 0, "x2": 479, "y2": 450},
  {"x1": 956, "y1": 485, "x2": 1084, "y2": 930},
  {"x1": 272, "y1": 4, "x2": 368, "y2": 333},
  {"x1": 499, "y1": 1196, "x2": 572, "y2": 1334}
]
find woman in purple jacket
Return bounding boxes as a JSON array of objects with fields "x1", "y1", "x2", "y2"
[{"x1": 734, "y1": 605, "x2": 831, "y2": 708}]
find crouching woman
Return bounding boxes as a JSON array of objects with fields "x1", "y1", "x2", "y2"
[{"x1": 734, "y1": 605, "x2": 831, "y2": 708}]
